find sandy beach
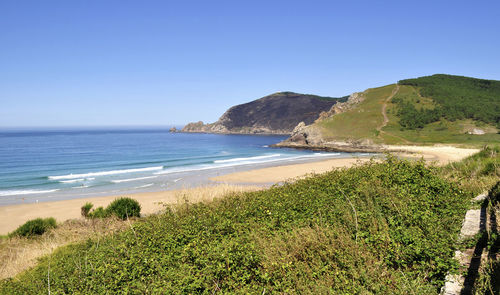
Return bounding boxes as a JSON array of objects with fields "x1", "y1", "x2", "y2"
[
  {"x1": 211, "y1": 157, "x2": 371, "y2": 184},
  {"x1": 384, "y1": 145, "x2": 480, "y2": 165},
  {"x1": 0, "y1": 145, "x2": 478, "y2": 235}
]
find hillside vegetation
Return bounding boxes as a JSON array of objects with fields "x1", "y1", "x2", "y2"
[
  {"x1": 1, "y1": 157, "x2": 473, "y2": 294},
  {"x1": 398, "y1": 74, "x2": 500, "y2": 128},
  {"x1": 317, "y1": 85, "x2": 396, "y2": 143},
  {"x1": 306, "y1": 74, "x2": 500, "y2": 147}
]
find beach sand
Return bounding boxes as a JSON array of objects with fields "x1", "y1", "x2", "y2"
[
  {"x1": 0, "y1": 145, "x2": 478, "y2": 235},
  {"x1": 384, "y1": 145, "x2": 479, "y2": 165},
  {"x1": 211, "y1": 157, "x2": 371, "y2": 184}
]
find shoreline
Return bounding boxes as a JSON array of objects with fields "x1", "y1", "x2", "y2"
[
  {"x1": 0, "y1": 144, "x2": 478, "y2": 235},
  {"x1": 0, "y1": 150, "x2": 353, "y2": 207},
  {"x1": 0, "y1": 156, "x2": 372, "y2": 235}
]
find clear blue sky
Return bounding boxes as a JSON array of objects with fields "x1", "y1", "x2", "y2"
[{"x1": 1, "y1": 0, "x2": 499, "y2": 127}]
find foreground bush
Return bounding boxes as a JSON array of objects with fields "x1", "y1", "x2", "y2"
[
  {"x1": 1, "y1": 158, "x2": 469, "y2": 294},
  {"x1": 81, "y1": 197, "x2": 141, "y2": 220},
  {"x1": 107, "y1": 197, "x2": 141, "y2": 220},
  {"x1": 80, "y1": 202, "x2": 93, "y2": 217},
  {"x1": 10, "y1": 218, "x2": 57, "y2": 238}
]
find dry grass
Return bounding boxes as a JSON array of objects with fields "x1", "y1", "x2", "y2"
[
  {"x1": 0, "y1": 217, "x2": 129, "y2": 280},
  {"x1": 169, "y1": 184, "x2": 263, "y2": 206}
]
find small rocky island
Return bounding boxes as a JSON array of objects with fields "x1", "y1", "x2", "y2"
[{"x1": 182, "y1": 91, "x2": 346, "y2": 135}]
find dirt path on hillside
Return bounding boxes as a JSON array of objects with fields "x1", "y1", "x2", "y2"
[
  {"x1": 377, "y1": 85, "x2": 412, "y2": 144},
  {"x1": 378, "y1": 84, "x2": 399, "y2": 131},
  {"x1": 376, "y1": 85, "x2": 413, "y2": 144}
]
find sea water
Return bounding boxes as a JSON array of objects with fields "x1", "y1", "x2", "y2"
[{"x1": 0, "y1": 128, "x2": 360, "y2": 205}]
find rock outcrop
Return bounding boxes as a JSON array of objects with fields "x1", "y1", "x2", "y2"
[
  {"x1": 467, "y1": 128, "x2": 485, "y2": 135},
  {"x1": 181, "y1": 92, "x2": 344, "y2": 135}
]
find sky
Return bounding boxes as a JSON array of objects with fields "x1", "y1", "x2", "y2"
[{"x1": 1, "y1": 0, "x2": 499, "y2": 127}]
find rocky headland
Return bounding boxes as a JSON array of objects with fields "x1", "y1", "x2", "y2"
[{"x1": 182, "y1": 92, "x2": 346, "y2": 135}]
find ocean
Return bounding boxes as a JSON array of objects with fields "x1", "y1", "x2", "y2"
[{"x1": 0, "y1": 128, "x2": 361, "y2": 205}]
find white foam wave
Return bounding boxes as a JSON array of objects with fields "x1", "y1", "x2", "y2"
[
  {"x1": 214, "y1": 154, "x2": 281, "y2": 164},
  {"x1": 48, "y1": 167, "x2": 163, "y2": 180},
  {"x1": 60, "y1": 178, "x2": 84, "y2": 183},
  {"x1": 59, "y1": 177, "x2": 95, "y2": 183},
  {"x1": 111, "y1": 176, "x2": 158, "y2": 183},
  {"x1": 134, "y1": 183, "x2": 154, "y2": 189},
  {"x1": 72, "y1": 185, "x2": 89, "y2": 189},
  {"x1": 155, "y1": 152, "x2": 341, "y2": 176},
  {"x1": 0, "y1": 189, "x2": 60, "y2": 196}
]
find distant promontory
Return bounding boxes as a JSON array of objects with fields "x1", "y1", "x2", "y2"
[{"x1": 182, "y1": 92, "x2": 346, "y2": 135}]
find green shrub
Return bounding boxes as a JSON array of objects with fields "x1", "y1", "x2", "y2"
[
  {"x1": 10, "y1": 217, "x2": 57, "y2": 238},
  {"x1": 106, "y1": 197, "x2": 141, "y2": 220},
  {"x1": 481, "y1": 161, "x2": 498, "y2": 176},
  {"x1": 89, "y1": 206, "x2": 109, "y2": 219},
  {"x1": 82, "y1": 198, "x2": 141, "y2": 220},
  {"x1": 81, "y1": 202, "x2": 93, "y2": 217}
]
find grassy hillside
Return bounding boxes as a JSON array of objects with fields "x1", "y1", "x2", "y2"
[
  {"x1": 317, "y1": 84, "x2": 396, "y2": 143},
  {"x1": 0, "y1": 157, "x2": 474, "y2": 294},
  {"x1": 313, "y1": 74, "x2": 500, "y2": 146}
]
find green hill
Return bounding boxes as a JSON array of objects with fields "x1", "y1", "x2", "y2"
[
  {"x1": 398, "y1": 74, "x2": 500, "y2": 128},
  {"x1": 291, "y1": 74, "x2": 500, "y2": 147}
]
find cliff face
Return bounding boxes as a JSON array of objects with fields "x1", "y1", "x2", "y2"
[{"x1": 182, "y1": 92, "x2": 344, "y2": 135}]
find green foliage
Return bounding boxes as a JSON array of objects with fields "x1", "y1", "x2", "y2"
[
  {"x1": 472, "y1": 180, "x2": 500, "y2": 294},
  {"x1": 80, "y1": 202, "x2": 93, "y2": 217},
  {"x1": 89, "y1": 206, "x2": 109, "y2": 219},
  {"x1": 489, "y1": 180, "x2": 500, "y2": 204},
  {"x1": 106, "y1": 197, "x2": 141, "y2": 220},
  {"x1": 0, "y1": 158, "x2": 469, "y2": 294},
  {"x1": 82, "y1": 198, "x2": 141, "y2": 220},
  {"x1": 394, "y1": 101, "x2": 442, "y2": 129},
  {"x1": 9, "y1": 218, "x2": 57, "y2": 238},
  {"x1": 398, "y1": 74, "x2": 500, "y2": 128},
  {"x1": 442, "y1": 145, "x2": 500, "y2": 195}
]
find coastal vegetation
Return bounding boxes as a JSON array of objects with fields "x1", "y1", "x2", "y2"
[
  {"x1": 9, "y1": 218, "x2": 57, "y2": 238},
  {"x1": 4, "y1": 153, "x2": 498, "y2": 294},
  {"x1": 0, "y1": 218, "x2": 130, "y2": 281},
  {"x1": 81, "y1": 197, "x2": 141, "y2": 220},
  {"x1": 474, "y1": 181, "x2": 500, "y2": 294}
]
